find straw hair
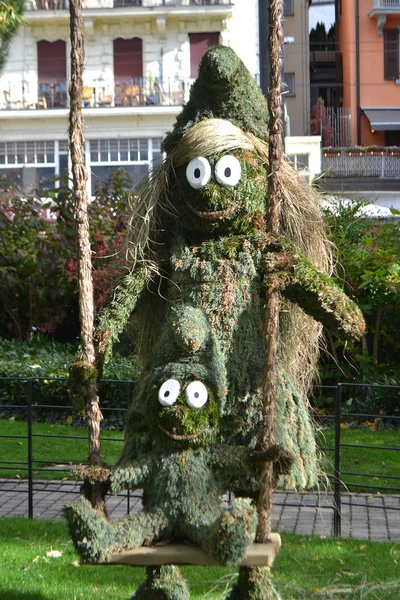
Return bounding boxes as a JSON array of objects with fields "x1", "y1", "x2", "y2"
[{"x1": 125, "y1": 118, "x2": 332, "y2": 397}]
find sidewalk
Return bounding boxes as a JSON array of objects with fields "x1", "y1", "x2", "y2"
[{"x1": 1, "y1": 479, "x2": 399, "y2": 542}]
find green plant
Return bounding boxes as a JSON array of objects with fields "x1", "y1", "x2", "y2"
[
  {"x1": 0, "y1": 171, "x2": 132, "y2": 342},
  {"x1": 320, "y1": 198, "x2": 400, "y2": 399},
  {"x1": 0, "y1": 339, "x2": 138, "y2": 426}
]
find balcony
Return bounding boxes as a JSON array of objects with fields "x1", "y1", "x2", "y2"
[
  {"x1": 1, "y1": 77, "x2": 191, "y2": 111},
  {"x1": 25, "y1": 0, "x2": 233, "y2": 11},
  {"x1": 322, "y1": 147, "x2": 400, "y2": 178},
  {"x1": 369, "y1": 0, "x2": 400, "y2": 35}
]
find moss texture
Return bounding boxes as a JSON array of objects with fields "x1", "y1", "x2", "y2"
[
  {"x1": 132, "y1": 566, "x2": 189, "y2": 600},
  {"x1": 228, "y1": 567, "x2": 282, "y2": 600},
  {"x1": 65, "y1": 45, "x2": 366, "y2": 600},
  {"x1": 163, "y1": 46, "x2": 269, "y2": 154}
]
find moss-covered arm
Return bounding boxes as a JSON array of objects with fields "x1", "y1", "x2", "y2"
[
  {"x1": 209, "y1": 444, "x2": 294, "y2": 487},
  {"x1": 264, "y1": 248, "x2": 365, "y2": 341},
  {"x1": 94, "y1": 266, "x2": 150, "y2": 372},
  {"x1": 110, "y1": 454, "x2": 153, "y2": 494}
]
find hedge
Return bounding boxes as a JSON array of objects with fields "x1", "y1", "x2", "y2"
[{"x1": 0, "y1": 339, "x2": 138, "y2": 428}]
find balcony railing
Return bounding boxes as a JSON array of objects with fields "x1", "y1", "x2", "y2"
[
  {"x1": 322, "y1": 148, "x2": 400, "y2": 178},
  {"x1": 26, "y1": 0, "x2": 232, "y2": 10},
  {"x1": 372, "y1": 0, "x2": 400, "y2": 7},
  {"x1": 1, "y1": 77, "x2": 191, "y2": 111}
]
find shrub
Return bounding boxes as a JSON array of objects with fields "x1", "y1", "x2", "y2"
[
  {"x1": 0, "y1": 339, "x2": 138, "y2": 428},
  {"x1": 0, "y1": 170, "x2": 131, "y2": 342}
]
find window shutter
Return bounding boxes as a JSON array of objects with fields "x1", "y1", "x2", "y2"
[
  {"x1": 37, "y1": 40, "x2": 67, "y2": 84},
  {"x1": 189, "y1": 32, "x2": 220, "y2": 78},
  {"x1": 384, "y1": 29, "x2": 398, "y2": 80},
  {"x1": 113, "y1": 38, "x2": 143, "y2": 81}
]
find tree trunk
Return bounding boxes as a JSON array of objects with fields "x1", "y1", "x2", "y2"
[
  {"x1": 256, "y1": 0, "x2": 283, "y2": 544},
  {"x1": 69, "y1": 0, "x2": 107, "y2": 513}
]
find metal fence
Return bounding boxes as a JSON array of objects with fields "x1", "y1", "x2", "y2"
[
  {"x1": 309, "y1": 106, "x2": 352, "y2": 148},
  {"x1": 322, "y1": 148, "x2": 400, "y2": 178},
  {"x1": 1, "y1": 377, "x2": 399, "y2": 536}
]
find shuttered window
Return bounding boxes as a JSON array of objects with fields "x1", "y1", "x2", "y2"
[
  {"x1": 37, "y1": 40, "x2": 67, "y2": 83},
  {"x1": 384, "y1": 29, "x2": 399, "y2": 81},
  {"x1": 189, "y1": 32, "x2": 220, "y2": 78},
  {"x1": 113, "y1": 38, "x2": 143, "y2": 81}
]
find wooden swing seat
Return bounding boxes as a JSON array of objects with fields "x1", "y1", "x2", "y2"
[{"x1": 106, "y1": 533, "x2": 281, "y2": 567}]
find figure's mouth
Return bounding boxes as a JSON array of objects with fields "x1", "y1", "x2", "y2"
[
  {"x1": 186, "y1": 201, "x2": 238, "y2": 221},
  {"x1": 158, "y1": 424, "x2": 201, "y2": 441}
]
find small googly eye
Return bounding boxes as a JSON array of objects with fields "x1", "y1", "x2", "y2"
[
  {"x1": 186, "y1": 157, "x2": 212, "y2": 189},
  {"x1": 185, "y1": 381, "x2": 208, "y2": 409},
  {"x1": 214, "y1": 155, "x2": 242, "y2": 187},
  {"x1": 158, "y1": 379, "x2": 180, "y2": 406}
]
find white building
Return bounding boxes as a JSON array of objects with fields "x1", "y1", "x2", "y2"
[{"x1": 0, "y1": 0, "x2": 314, "y2": 196}]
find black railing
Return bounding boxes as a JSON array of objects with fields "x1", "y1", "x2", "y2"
[
  {"x1": 1, "y1": 378, "x2": 399, "y2": 534},
  {"x1": 0, "y1": 376, "x2": 135, "y2": 518}
]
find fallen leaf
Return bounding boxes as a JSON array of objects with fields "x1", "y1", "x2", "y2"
[
  {"x1": 70, "y1": 561, "x2": 80, "y2": 568},
  {"x1": 359, "y1": 544, "x2": 367, "y2": 550},
  {"x1": 46, "y1": 550, "x2": 63, "y2": 558}
]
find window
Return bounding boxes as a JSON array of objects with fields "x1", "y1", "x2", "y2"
[
  {"x1": 283, "y1": 72, "x2": 295, "y2": 96},
  {"x1": 383, "y1": 29, "x2": 399, "y2": 81},
  {"x1": 0, "y1": 138, "x2": 162, "y2": 196},
  {"x1": 189, "y1": 32, "x2": 220, "y2": 78},
  {"x1": 287, "y1": 154, "x2": 309, "y2": 170},
  {"x1": 287, "y1": 153, "x2": 310, "y2": 183},
  {"x1": 0, "y1": 141, "x2": 59, "y2": 193},
  {"x1": 114, "y1": 37, "x2": 143, "y2": 83},
  {"x1": 87, "y1": 138, "x2": 162, "y2": 195},
  {"x1": 283, "y1": 0, "x2": 293, "y2": 16},
  {"x1": 37, "y1": 40, "x2": 67, "y2": 108}
]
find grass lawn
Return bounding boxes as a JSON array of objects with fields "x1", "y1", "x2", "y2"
[
  {"x1": 0, "y1": 517, "x2": 399, "y2": 599},
  {"x1": 1, "y1": 419, "x2": 400, "y2": 494},
  {"x1": 316, "y1": 428, "x2": 400, "y2": 494},
  {"x1": 0, "y1": 419, "x2": 123, "y2": 479}
]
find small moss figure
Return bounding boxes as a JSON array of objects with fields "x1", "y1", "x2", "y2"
[{"x1": 65, "y1": 46, "x2": 365, "y2": 600}]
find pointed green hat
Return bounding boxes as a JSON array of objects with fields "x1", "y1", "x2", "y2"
[{"x1": 163, "y1": 45, "x2": 269, "y2": 154}]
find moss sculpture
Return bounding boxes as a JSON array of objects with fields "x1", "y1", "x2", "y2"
[{"x1": 64, "y1": 46, "x2": 365, "y2": 599}]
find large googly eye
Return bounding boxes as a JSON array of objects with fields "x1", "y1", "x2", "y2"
[
  {"x1": 158, "y1": 379, "x2": 180, "y2": 406},
  {"x1": 215, "y1": 155, "x2": 242, "y2": 187},
  {"x1": 185, "y1": 381, "x2": 208, "y2": 409},
  {"x1": 186, "y1": 157, "x2": 211, "y2": 189}
]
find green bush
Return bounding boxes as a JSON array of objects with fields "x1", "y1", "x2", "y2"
[
  {"x1": 0, "y1": 170, "x2": 131, "y2": 342},
  {"x1": 319, "y1": 198, "x2": 400, "y2": 414},
  {"x1": 0, "y1": 339, "x2": 138, "y2": 428}
]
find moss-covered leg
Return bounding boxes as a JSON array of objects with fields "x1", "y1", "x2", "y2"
[
  {"x1": 64, "y1": 497, "x2": 170, "y2": 563},
  {"x1": 194, "y1": 498, "x2": 257, "y2": 566},
  {"x1": 227, "y1": 566, "x2": 282, "y2": 600},
  {"x1": 131, "y1": 566, "x2": 190, "y2": 600}
]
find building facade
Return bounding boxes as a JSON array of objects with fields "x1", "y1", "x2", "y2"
[
  {"x1": 0, "y1": 0, "x2": 312, "y2": 196},
  {"x1": 336, "y1": 0, "x2": 400, "y2": 146},
  {"x1": 282, "y1": 0, "x2": 311, "y2": 136}
]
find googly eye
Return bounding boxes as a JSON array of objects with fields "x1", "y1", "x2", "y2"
[
  {"x1": 214, "y1": 155, "x2": 242, "y2": 187},
  {"x1": 158, "y1": 379, "x2": 180, "y2": 406},
  {"x1": 186, "y1": 157, "x2": 212, "y2": 189},
  {"x1": 185, "y1": 381, "x2": 208, "y2": 409}
]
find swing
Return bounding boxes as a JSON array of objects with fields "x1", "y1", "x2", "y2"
[{"x1": 104, "y1": 535, "x2": 282, "y2": 568}]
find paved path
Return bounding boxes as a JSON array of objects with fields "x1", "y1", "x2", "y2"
[{"x1": 1, "y1": 479, "x2": 399, "y2": 541}]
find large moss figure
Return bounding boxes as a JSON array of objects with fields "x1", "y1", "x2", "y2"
[{"x1": 64, "y1": 46, "x2": 365, "y2": 600}]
